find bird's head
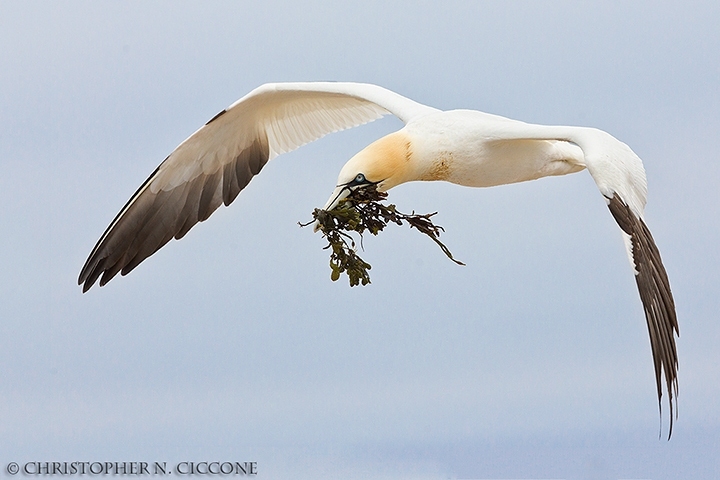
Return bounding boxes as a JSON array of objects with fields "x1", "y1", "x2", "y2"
[{"x1": 321, "y1": 131, "x2": 414, "y2": 211}]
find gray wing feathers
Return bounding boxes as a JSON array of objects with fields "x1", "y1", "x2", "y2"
[
  {"x1": 79, "y1": 82, "x2": 421, "y2": 291},
  {"x1": 607, "y1": 194, "x2": 679, "y2": 437},
  {"x1": 79, "y1": 135, "x2": 269, "y2": 291},
  {"x1": 222, "y1": 136, "x2": 270, "y2": 206}
]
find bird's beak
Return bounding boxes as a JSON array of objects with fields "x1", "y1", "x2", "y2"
[
  {"x1": 313, "y1": 185, "x2": 352, "y2": 232},
  {"x1": 323, "y1": 185, "x2": 351, "y2": 210}
]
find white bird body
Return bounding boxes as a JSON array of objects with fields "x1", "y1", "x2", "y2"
[
  {"x1": 79, "y1": 82, "x2": 678, "y2": 436},
  {"x1": 396, "y1": 110, "x2": 588, "y2": 188}
]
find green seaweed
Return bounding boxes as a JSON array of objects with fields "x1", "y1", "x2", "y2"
[{"x1": 300, "y1": 186, "x2": 464, "y2": 286}]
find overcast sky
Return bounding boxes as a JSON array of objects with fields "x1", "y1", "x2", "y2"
[{"x1": 1, "y1": 1, "x2": 719, "y2": 479}]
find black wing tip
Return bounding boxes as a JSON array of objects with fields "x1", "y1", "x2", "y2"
[
  {"x1": 660, "y1": 386, "x2": 679, "y2": 441},
  {"x1": 81, "y1": 279, "x2": 94, "y2": 293},
  {"x1": 78, "y1": 262, "x2": 102, "y2": 293},
  {"x1": 78, "y1": 272, "x2": 96, "y2": 293},
  {"x1": 205, "y1": 109, "x2": 227, "y2": 125},
  {"x1": 78, "y1": 130, "x2": 271, "y2": 294},
  {"x1": 78, "y1": 262, "x2": 96, "y2": 292},
  {"x1": 606, "y1": 193, "x2": 680, "y2": 439}
]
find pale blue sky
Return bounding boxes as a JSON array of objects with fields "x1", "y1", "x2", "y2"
[{"x1": 1, "y1": 1, "x2": 719, "y2": 478}]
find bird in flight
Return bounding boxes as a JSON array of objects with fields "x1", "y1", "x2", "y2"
[{"x1": 79, "y1": 82, "x2": 678, "y2": 435}]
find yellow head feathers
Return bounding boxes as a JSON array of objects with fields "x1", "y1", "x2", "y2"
[{"x1": 337, "y1": 131, "x2": 413, "y2": 191}]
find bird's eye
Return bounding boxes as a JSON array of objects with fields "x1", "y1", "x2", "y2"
[{"x1": 353, "y1": 173, "x2": 366, "y2": 184}]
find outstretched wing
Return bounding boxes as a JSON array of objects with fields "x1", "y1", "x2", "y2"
[
  {"x1": 579, "y1": 129, "x2": 679, "y2": 438},
  {"x1": 79, "y1": 82, "x2": 438, "y2": 292},
  {"x1": 605, "y1": 193, "x2": 678, "y2": 437},
  {"x1": 488, "y1": 120, "x2": 679, "y2": 437}
]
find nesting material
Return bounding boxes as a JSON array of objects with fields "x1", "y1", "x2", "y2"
[{"x1": 301, "y1": 186, "x2": 464, "y2": 286}]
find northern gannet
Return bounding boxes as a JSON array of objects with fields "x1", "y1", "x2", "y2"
[{"x1": 78, "y1": 82, "x2": 678, "y2": 435}]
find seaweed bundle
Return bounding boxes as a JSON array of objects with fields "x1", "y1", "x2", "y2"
[{"x1": 301, "y1": 186, "x2": 463, "y2": 286}]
